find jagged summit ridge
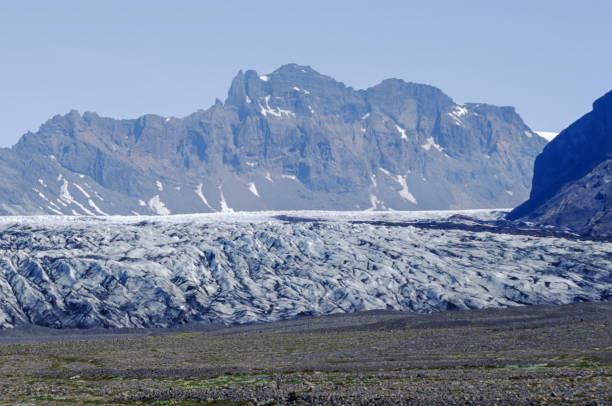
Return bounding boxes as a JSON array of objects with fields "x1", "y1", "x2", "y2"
[{"x1": 0, "y1": 64, "x2": 546, "y2": 215}]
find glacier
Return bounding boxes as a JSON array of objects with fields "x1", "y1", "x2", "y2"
[{"x1": 0, "y1": 210, "x2": 610, "y2": 329}]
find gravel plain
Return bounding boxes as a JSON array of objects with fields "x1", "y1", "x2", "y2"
[{"x1": 0, "y1": 301, "x2": 610, "y2": 405}]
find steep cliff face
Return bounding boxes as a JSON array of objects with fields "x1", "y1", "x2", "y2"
[
  {"x1": 508, "y1": 90, "x2": 612, "y2": 236},
  {"x1": 0, "y1": 64, "x2": 546, "y2": 215}
]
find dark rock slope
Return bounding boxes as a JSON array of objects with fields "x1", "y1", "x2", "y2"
[
  {"x1": 0, "y1": 64, "x2": 546, "y2": 215},
  {"x1": 508, "y1": 90, "x2": 612, "y2": 236}
]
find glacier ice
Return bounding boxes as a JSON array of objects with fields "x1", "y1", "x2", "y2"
[{"x1": 0, "y1": 210, "x2": 609, "y2": 329}]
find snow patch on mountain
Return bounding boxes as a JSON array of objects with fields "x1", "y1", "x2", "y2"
[
  {"x1": 73, "y1": 184, "x2": 90, "y2": 198},
  {"x1": 88, "y1": 199, "x2": 107, "y2": 216},
  {"x1": 195, "y1": 183, "x2": 212, "y2": 209},
  {"x1": 218, "y1": 187, "x2": 234, "y2": 213},
  {"x1": 292, "y1": 86, "x2": 310, "y2": 94},
  {"x1": 248, "y1": 182, "x2": 260, "y2": 198},
  {"x1": 395, "y1": 124, "x2": 408, "y2": 140},
  {"x1": 367, "y1": 194, "x2": 386, "y2": 211},
  {"x1": 32, "y1": 188, "x2": 63, "y2": 214},
  {"x1": 46, "y1": 205, "x2": 62, "y2": 215},
  {"x1": 448, "y1": 105, "x2": 468, "y2": 126},
  {"x1": 58, "y1": 178, "x2": 94, "y2": 215},
  {"x1": 378, "y1": 169, "x2": 417, "y2": 204},
  {"x1": 452, "y1": 105, "x2": 468, "y2": 117},
  {"x1": 259, "y1": 95, "x2": 295, "y2": 118},
  {"x1": 379, "y1": 167, "x2": 392, "y2": 177},
  {"x1": 421, "y1": 137, "x2": 444, "y2": 152},
  {"x1": 396, "y1": 175, "x2": 417, "y2": 204},
  {"x1": 148, "y1": 195, "x2": 170, "y2": 215}
]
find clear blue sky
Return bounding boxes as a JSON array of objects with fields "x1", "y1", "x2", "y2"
[{"x1": 1, "y1": 0, "x2": 611, "y2": 147}]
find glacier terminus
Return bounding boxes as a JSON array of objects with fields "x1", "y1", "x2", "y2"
[{"x1": 0, "y1": 210, "x2": 609, "y2": 329}]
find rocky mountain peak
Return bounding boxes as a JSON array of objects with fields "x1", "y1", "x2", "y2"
[
  {"x1": 272, "y1": 63, "x2": 319, "y2": 74},
  {"x1": 0, "y1": 64, "x2": 547, "y2": 216}
]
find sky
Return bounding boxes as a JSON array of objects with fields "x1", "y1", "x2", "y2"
[{"x1": 0, "y1": 0, "x2": 611, "y2": 147}]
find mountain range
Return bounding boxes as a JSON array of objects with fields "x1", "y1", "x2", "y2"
[{"x1": 0, "y1": 64, "x2": 547, "y2": 215}]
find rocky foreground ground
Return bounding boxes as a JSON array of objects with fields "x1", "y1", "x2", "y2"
[{"x1": 0, "y1": 302, "x2": 610, "y2": 405}]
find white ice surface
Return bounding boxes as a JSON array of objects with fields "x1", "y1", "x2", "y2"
[{"x1": 1, "y1": 210, "x2": 607, "y2": 328}]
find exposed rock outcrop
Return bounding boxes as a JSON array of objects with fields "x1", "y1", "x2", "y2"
[
  {"x1": 508, "y1": 90, "x2": 612, "y2": 236},
  {"x1": 0, "y1": 64, "x2": 546, "y2": 215}
]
